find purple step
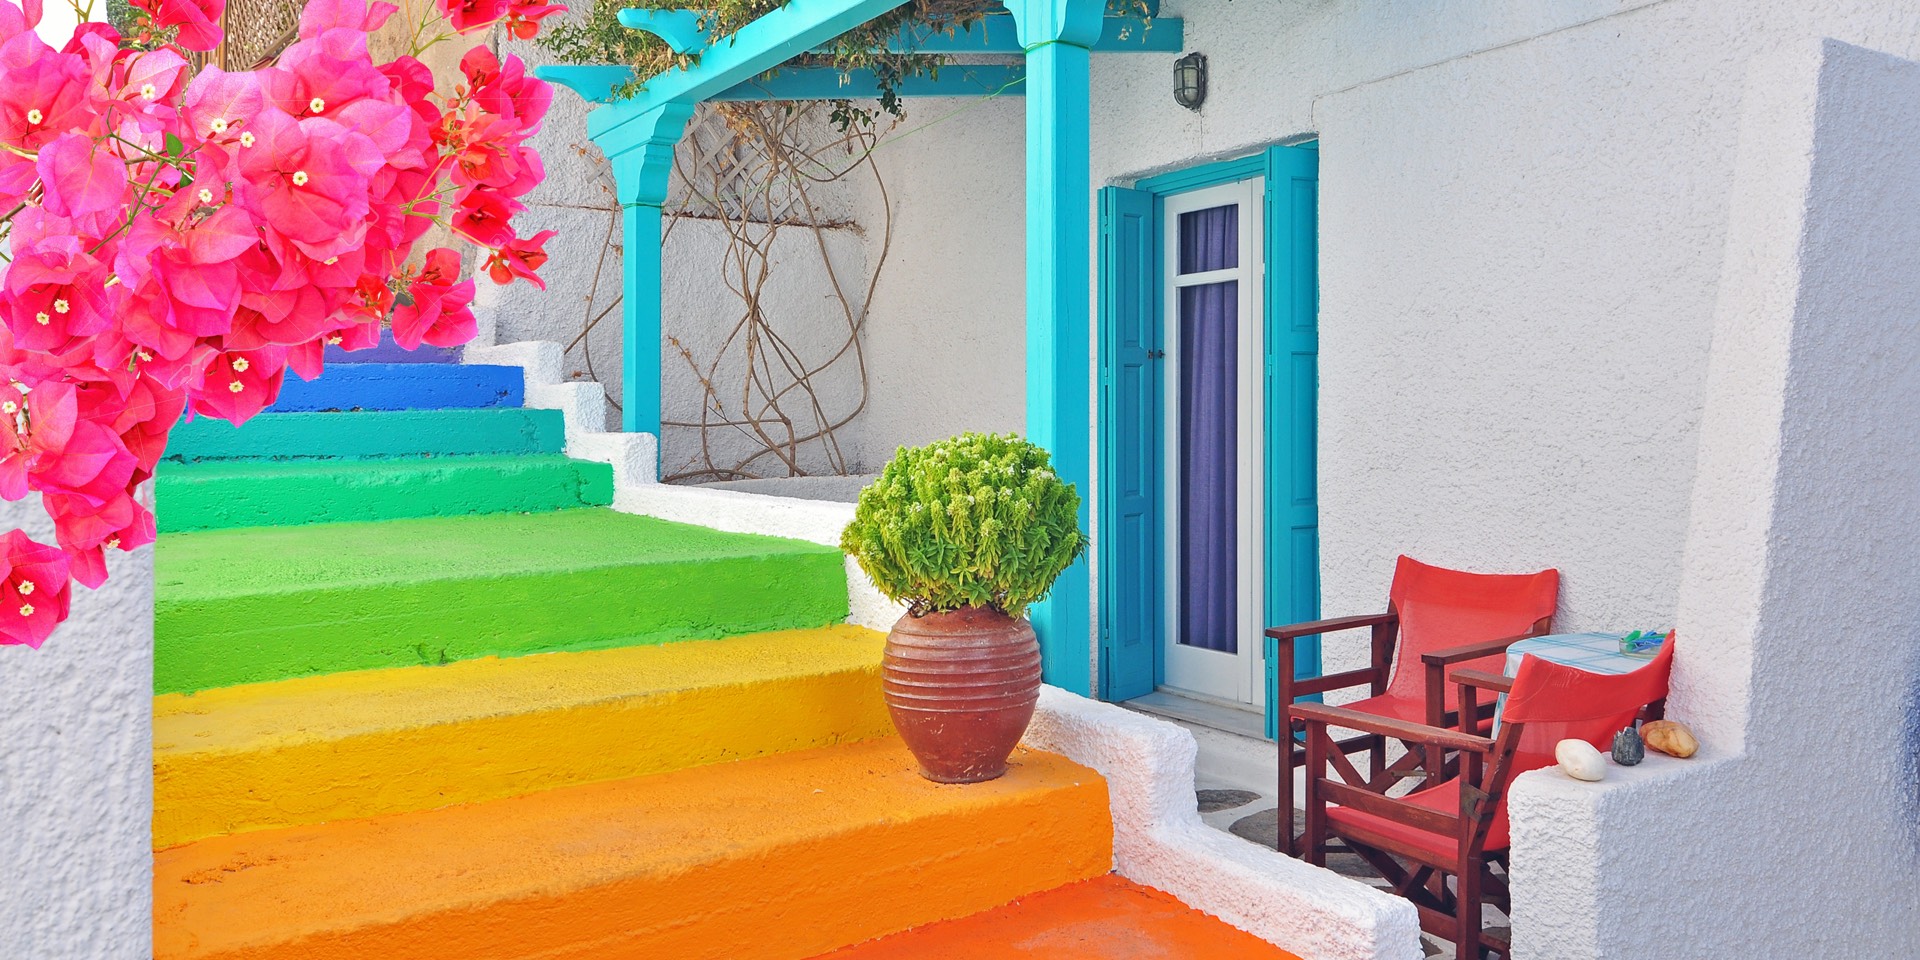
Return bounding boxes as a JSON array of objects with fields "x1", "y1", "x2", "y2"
[{"x1": 325, "y1": 329, "x2": 463, "y2": 365}]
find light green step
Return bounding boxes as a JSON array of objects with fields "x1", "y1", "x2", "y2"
[
  {"x1": 154, "y1": 510, "x2": 850, "y2": 694},
  {"x1": 155, "y1": 455, "x2": 614, "y2": 532}
]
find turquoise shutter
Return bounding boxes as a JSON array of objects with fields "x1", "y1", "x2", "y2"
[
  {"x1": 1097, "y1": 185, "x2": 1160, "y2": 701},
  {"x1": 1263, "y1": 143, "x2": 1321, "y2": 739}
]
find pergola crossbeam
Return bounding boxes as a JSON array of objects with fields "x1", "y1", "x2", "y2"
[{"x1": 541, "y1": 63, "x2": 1026, "y2": 104}]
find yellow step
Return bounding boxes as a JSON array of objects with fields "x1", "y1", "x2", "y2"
[
  {"x1": 154, "y1": 625, "x2": 891, "y2": 849},
  {"x1": 154, "y1": 739, "x2": 1113, "y2": 960}
]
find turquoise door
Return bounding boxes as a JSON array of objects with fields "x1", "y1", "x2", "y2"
[
  {"x1": 1262, "y1": 144, "x2": 1320, "y2": 740},
  {"x1": 1097, "y1": 185, "x2": 1160, "y2": 701},
  {"x1": 1098, "y1": 143, "x2": 1320, "y2": 737}
]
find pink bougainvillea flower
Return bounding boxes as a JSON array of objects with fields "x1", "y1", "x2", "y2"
[
  {"x1": 4, "y1": 243, "x2": 111, "y2": 353},
  {"x1": 237, "y1": 109, "x2": 379, "y2": 258},
  {"x1": 461, "y1": 48, "x2": 550, "y2": 135},
  {"x1": 46, "y1": 490, "x2": 153, "y2": 589},
  {"x1": 181, "y1": 65, "x2": 262, "y2": 143},
  {"x1": 448, "y1": 188, "x2": 520, "y2": 248},
  {"x1": 37, "y1": 133, "x2": 129, "y2": 219},
  {"x1": 188, "y1": 344, "x2": 286, "y2": 425},
  {"x1": 502, "y1": 0, "x2": 565, "y2": 40},
  {"x1": 297, "y1": 0, "x2": 396, "y2": 38},
  {"x1": 483, "y1": 229, "x2": 554, "y2": 290},
  {"x1": 0, "y1": 529, "x2": 72, "y2": 648},
  {"x1": 391, "y1": 248, "x2": 475, "y2": 349},
  {"x1": 440, "y1": 0, "x2": 507, "y2": 34},
  {"x1": 130, "y1": 0, "x2": 227, "y2": 51},
  {"x1": 0, "y1": 35, "x2": 95, "y2": 201},
  {"x1": 0, "y1": 373, "x2": 75, "y2": 502}
]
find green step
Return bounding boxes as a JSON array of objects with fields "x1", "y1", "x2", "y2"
[
  {"x1": 154, "y1": 510, "x2": 850, "y2": 694},
  {"x1": 155, "y1": 456, "x2": 615, "y2": 532},
  {"x1": 164, "y1": 409, "x2": 567, "y2": 463}
]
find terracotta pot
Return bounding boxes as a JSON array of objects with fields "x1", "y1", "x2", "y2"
[{"x1": 883, "y1": 606, "x2": 1042, "y2": 784}]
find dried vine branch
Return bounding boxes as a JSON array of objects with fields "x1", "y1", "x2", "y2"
[{"x1": 563, "y1": 101, "x2": 894, "y2": 483}]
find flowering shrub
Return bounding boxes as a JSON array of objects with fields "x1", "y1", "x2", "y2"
[
  {"x1": 841, "y1": 433, "x2": 1084, "y2": 619},
  {"x1": 0, "y1": 0, "x2": 562, "y2": 647}
]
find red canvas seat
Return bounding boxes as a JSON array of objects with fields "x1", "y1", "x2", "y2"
[
  {"x1": 1266, "y1": 556, "x2": 1559, "y2": 856},
  {"x1": 1293, "y1": 640, "x2": 1675, "y2": 960}
]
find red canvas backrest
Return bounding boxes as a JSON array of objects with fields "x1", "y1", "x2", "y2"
[
  {"x1": 1381, "y1": 556, "x2": 1561, "y2": 710},
  {"x1": 1500, "y1": 638, "x2": 1675, "y2": 781}
]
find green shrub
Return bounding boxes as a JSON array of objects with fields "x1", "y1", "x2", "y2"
[{"x1": 841, "y1": 433, "x2": 1084, "y2": 618}]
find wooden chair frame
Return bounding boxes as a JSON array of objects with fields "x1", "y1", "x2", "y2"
[
  {"x1": 1294, "y1": 665, "x2": 1671, "y2": 960},
  {"x1": 1267, "y1": 608, "x2": 1549, "y2": 856},
  {"x1": 1290, "y1": 668, "x2": 1522, "y2": 960}
]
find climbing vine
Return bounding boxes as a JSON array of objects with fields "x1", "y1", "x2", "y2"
[{"x1": 539, "y1": 1, "x2": 1000, "y2": 481}]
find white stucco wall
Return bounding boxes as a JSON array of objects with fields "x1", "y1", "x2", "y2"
[
  {"x1": 0, "y1": 502, "x2": 154, "y2": 959},
  {"x1": 1506, "y1": 38, "x2": 1920, "y2": 958},
  {"x1": 854, "y1": 96, "x2": 1029, "y2": 457},
  {"x1": 855, "y1": 0, "x2": 1920, "y2": 681}
]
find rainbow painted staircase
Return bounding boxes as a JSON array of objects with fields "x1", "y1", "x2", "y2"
[{"x1": 150, "y1": 346, "x2": 1297, "y2": 960}]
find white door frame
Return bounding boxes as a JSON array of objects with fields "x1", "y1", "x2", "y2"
[{"x1": 1159, "y1": 177, "x2": 1266, "y2": 708}]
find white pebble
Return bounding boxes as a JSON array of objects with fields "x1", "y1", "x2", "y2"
[{"x1": 1555, "y1": 739, "x2": 1607, "y2": 782}]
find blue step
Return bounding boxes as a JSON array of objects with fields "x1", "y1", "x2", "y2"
[
  {"x1": 268, "y1": 364, "x2": 524, "y2": 413},
  {"x1": 324, "y1": 330, "x2": 463, "y2": 365}
]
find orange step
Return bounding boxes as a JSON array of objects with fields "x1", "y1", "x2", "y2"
[
  {"x1": 154, "y1": 739, "x2": 1111, "y2": 960},
  {"x1": 811, "y1": 875, "x2": 1303, "y2": 959}
]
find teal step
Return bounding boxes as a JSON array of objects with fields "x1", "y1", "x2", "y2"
[
  {"x1": 165, "y1": 409, "x2": 567, "y2": 463},
  {"x1": 155, "y1": 456, "x2": 615, "y2": 532},
  {"x1": 154, "y1": 510, "x2": 851, "y2": 693}
]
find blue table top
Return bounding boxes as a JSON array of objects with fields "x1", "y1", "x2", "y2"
[{"x1": 1504, "y1": 632, "x2": 1664, "y2": 677}]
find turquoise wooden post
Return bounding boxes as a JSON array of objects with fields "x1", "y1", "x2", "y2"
[
  {"x1": 593, "y1": 103, "x2": 696, "y2": 436},
  {"x1": 1003, "y1": 0, "x2": 1104, "y2": 696}
]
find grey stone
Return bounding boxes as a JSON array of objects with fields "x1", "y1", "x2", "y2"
[
  {"x1": 1196, "y1": 788, "x2": 1261, "y2": 813},
  {"x1": 1226, "y1": 808, "x2": 1383, "y2": 883}
]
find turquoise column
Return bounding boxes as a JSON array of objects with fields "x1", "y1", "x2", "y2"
[
  {"x1": 1005, "y1": 0, "x2": 1104, "y2": 696},
  {"x1": 593, "y1": 102, "x2": 696, "y2": 437}
]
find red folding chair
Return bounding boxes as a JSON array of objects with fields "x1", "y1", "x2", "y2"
[
  {"x1": 1291, "y1": 640, "x2": 1675, "y2": 959},
  {"x1": 1267, "y1": 556, "x2": 1559, "y2": 855}
]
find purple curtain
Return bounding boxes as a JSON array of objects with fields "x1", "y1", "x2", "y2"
[{"x1": 1178, "y1": 205, "x2": 1238, "y2": 653}]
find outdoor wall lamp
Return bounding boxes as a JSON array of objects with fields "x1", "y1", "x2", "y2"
[{"x1": 1173, "y1": 52, "x2": 1208, "y2": 110}]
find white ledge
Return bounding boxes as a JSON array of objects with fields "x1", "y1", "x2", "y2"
[{"x1": 1024, "y1": 687, "x2": 1424, "y2": 960}]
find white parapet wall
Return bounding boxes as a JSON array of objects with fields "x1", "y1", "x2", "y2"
[
  {"x1": 1506, "y1": 38, "x2": 1920, "y2": 958},
  {"x1": 0, "y1": 501, "x2": 153, "y2": 958},
  {"x1": 1025, "y1": 687, "x2": 1423, "y2": 960}
]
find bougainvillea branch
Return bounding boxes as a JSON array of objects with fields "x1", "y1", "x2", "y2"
[{"x1": 0, "y1": 0, "x2": 563, "y2": 648}]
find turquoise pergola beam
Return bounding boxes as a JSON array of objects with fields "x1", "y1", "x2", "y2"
[
  {"x1": 714, "y1": 64, "x2": 1025, "y2": 100},
  {"x1": 616, "y1": 9, "x2": 1181, "y2": 56},
  {"x1": 621, "y1": 8, "x2": 711, "y2": 54},
  {"x1": 542, "y1": 64, "x2": 1026, "y2": 104},
  {"x1": 603, "y1": 0, "x2": 917, "y2": 121}
]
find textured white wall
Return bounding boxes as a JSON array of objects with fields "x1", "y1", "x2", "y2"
[
  {"x1": 855, "y1": 96, "x2": 1029, "y2": 457},
  {"x1": 0, "y1": 501, "x2": 153, "y2": 959},
  {"x1": 492, "y1": 32, "x2": 873, "y2": 478},
  {"x1": 1508, "y1": 38, "x2": 1920, "y2": 957}
]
